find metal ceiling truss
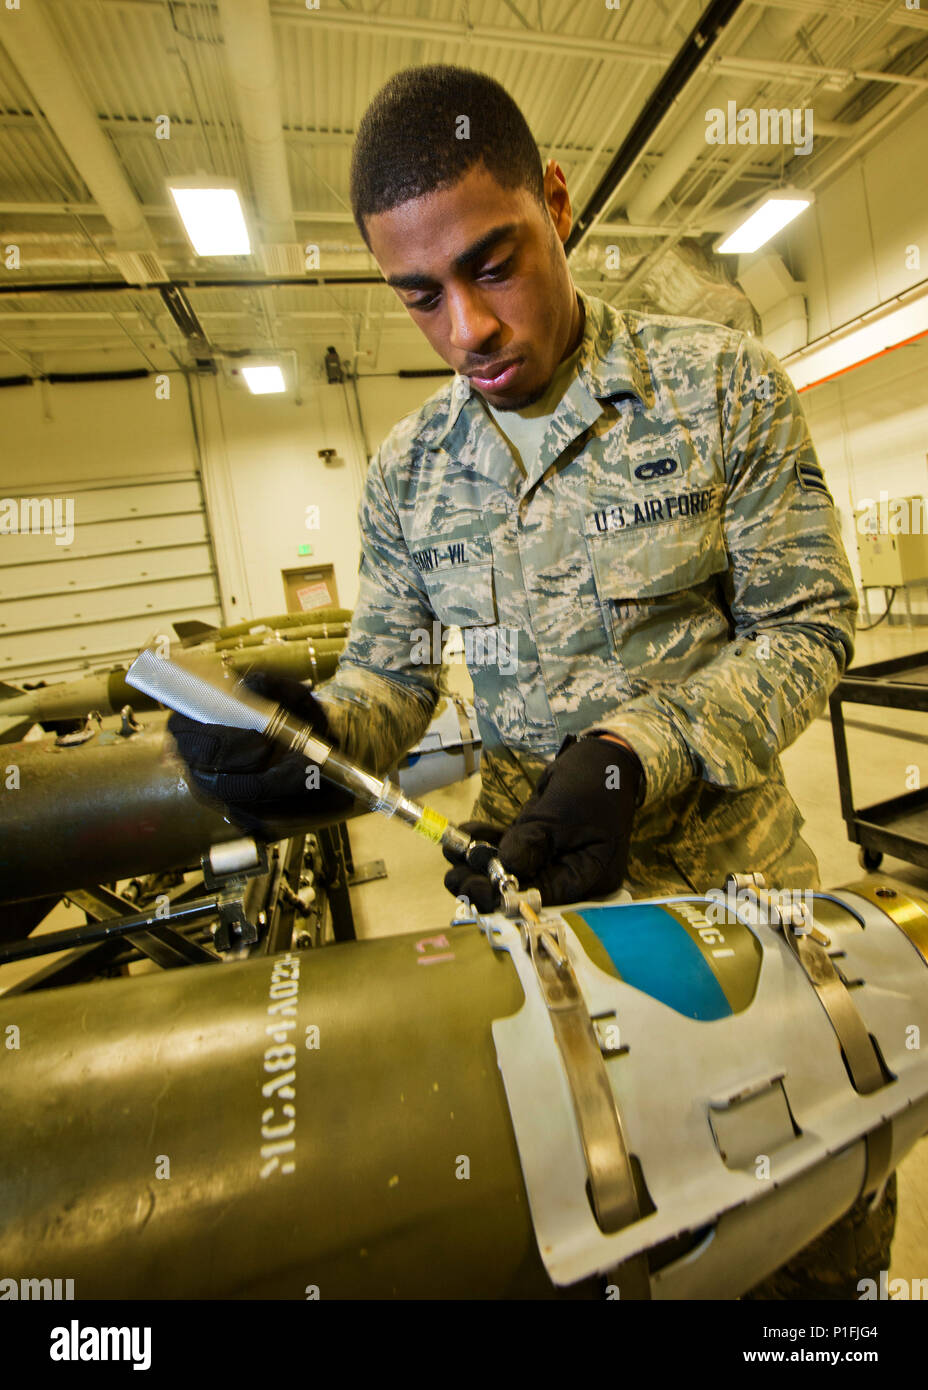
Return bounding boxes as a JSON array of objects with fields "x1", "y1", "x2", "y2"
[{"x1": 0, "y1": 0, "x2": 925, "y2": 371}]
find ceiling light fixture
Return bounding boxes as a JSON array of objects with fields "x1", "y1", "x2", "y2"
[
  {"x1": 167, "y1": 177, "x2": 251, "y2": 256},
  {"x1": 715, "y1": 189, "x2": 813, "y2": 256},
  {"x1": 241, "y1": 364, "x2": 286, "y2": 395}
]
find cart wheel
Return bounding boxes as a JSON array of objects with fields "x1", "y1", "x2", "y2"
[{"x1": 859, "y1": 848, "x2": 884, "y2": 871}]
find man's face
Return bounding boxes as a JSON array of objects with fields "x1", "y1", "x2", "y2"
[{"x1": 363, "y1": 161, "x2": 581, "y2": 410}]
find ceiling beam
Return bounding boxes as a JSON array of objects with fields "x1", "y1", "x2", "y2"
[
  {"x1": 0, "y1": 203, "x2": 729, "y2": 238},
  {"x1": 0, "y1": 112, "x2": 652, "y2": 164},
  {"x1": 268, "y1": 5, "x2": 928, "y2": 88},
  {"x1": 0, "y1": 0, "x2": 153, "y2": 244},
  {"x1": 745, "y1": 0, "x2": 928, "y2": 31},
  {"x1": 0, "y1": 201, "x2": 359, "y2": 223},
  {"x1": 59, "y1": 0, "x2": 928, "y2": 72}
]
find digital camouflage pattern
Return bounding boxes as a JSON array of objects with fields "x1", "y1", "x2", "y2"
[{"x1": 313, "y1": 288, "x2": 857, "y2": 897}]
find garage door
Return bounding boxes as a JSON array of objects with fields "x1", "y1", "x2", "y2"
[{"x1": 0, "y1": 471, "x2": 222, "y2": 683}]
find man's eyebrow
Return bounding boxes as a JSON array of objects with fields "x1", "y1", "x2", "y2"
[
  {"x1": 386, "y1": 223, "x2": 519, "y2": 290},
  {"x1": 453, "y1": 223, "x2": 518, "y2": 272}
]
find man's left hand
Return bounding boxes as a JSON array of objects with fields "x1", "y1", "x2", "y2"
[{"x1": 443, "y1": 736, "x2": 642, "y2": 908}]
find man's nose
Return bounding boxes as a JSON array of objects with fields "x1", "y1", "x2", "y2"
[{"x1": 446, "y1": 286, "x2": 500, "y2": 355}]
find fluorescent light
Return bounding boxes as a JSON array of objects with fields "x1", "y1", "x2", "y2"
[
  {"x1": 783, "y1": 287, "x2": 928, "y2": 392},
  {"x1": 168, "y1": 180, "x2": 251, "y2": 256},
  {"x1": 242, "y1": 364, "x2": 286, "y2": 395},
  {"x1": 715, "y1": 191, "x2": 812, "y2": 255}
]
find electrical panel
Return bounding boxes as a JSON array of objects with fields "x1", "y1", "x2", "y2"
[{"x1": 856, "y1": 495, "x2": 928, "y2": 587}]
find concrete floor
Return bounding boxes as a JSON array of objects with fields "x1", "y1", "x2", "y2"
[{"x1": 3, "y1": 623, "x2": 927, "y2": 1291}]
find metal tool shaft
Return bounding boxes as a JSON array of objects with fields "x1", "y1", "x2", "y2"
[{"x1": 126, "y1": 647, "x2": 496, "y2": 886}]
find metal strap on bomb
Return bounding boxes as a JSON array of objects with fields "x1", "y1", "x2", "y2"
[
  {"x1": 471, "y1": 884, "x2": 928, "y2": 1292},
  {"x1": 464, "y1": 882, "x2": 649, "y2": 1295},
  {"x1": 724, "y1": 873, "x2": 893, "y2": 1198},
  {"x1": 458, "y1": 847, "x2": 640, "y2": 1245},
  {"x1": 517, "y1": 902, "x2": 650, "y2": 1297},
  {"x1": 454, "y1": 842, "x2": 646, "y2": 1285},
  {"x1": 724, "y1": 873, "x2": 888, "y2": 1097}
]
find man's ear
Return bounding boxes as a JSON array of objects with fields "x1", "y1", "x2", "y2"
[{"x1": 543, "y1": 159, "x2": 573, "y2": 245}]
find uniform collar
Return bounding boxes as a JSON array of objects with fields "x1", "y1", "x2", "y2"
[
  {"x1": 424, "y1": 287, "x2": 654, "y2": 451},
  {"x1": 573, "y1": 288, "x2": 654, "y2": 409}
]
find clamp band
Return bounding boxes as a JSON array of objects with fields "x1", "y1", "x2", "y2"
[{"x1": 723, "y1": 876, "x2": 887, "y2": 1098}]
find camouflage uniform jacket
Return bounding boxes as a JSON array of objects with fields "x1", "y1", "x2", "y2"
[{"x1": 314, "y1": 288, "x2": 857, "y2": 896}]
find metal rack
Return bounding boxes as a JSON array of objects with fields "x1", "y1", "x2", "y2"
[{"x1": 829, "y1": 650, "x2": 928, "y2": 871}]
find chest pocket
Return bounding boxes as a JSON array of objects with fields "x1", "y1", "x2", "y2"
[
  {"x1": 411, "y1": 527, "x2": 498, "y2": 628},
  {"x1": 586, "y1": 510, "x2": 728, "y2": 602}
]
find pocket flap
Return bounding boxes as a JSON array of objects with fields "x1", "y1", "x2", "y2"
[
  {"x1": 410, "y1": 525, "x2": 497, "y2": 627},
  {"x1": 426, "y1": 561, "x2": 498, "y2": 627},
  {"x1": 588, "y1": 518, "x2": 728, "y2": 601}
]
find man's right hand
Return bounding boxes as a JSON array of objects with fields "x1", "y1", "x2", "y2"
[{"x1": 167, "y1": 668, "x2": 356, "y2": 839}]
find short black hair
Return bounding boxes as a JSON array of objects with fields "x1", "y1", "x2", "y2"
[{"x1": 350, "y1": 65, "x2": 546, "y2": 245}]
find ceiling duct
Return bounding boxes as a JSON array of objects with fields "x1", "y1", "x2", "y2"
[
  {"x1": 622, "y1": 5, "x2": 806, "y2": 227},
  {"x1": 0, "y1": 0, "x2": 155, "y2": 282},
  {"x1": 571, "y1": 238, "x2": 758, "y2": 333},
  {"x1": 106, "y1": 250, "x2": 171, "y2": 287},
  {"x1": 258, "y1": 243, "x2": 307, "y2": 277},
  {"x1": 736, "y1": 252, "x2": 808, "y2": 358},
  {"x1": 216, "y1": 0, "x2": 299, "y2": 273}
]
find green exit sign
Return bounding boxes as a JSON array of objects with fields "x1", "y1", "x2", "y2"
[{"x1": 298, "y1": 544, "x2": 313, "y2": 556}]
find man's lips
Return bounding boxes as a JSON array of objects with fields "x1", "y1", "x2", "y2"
[{"x1": 466, "y1": 358, "x2": 523, "y2": 390}]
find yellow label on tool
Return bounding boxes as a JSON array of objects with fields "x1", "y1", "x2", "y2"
[{"x1": 415, "y1": 807, "x2": 448, "y2": 844}]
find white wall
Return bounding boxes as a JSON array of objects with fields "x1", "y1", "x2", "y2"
[
  {"x1": 0, "y1": 369, "x2": 444, "y2": 677},
  {"x1": 356, "y1": 374, "x2": 449, "y2": 455},
  {"x1": 783, "y1": 99, "x2": 928, "y2": 340},
  {"x1": 189, "y1": 371, "x2": 440, "y2": 622},
  {"x1": 0, "y1": 375, "x2": 195, "y2": 486},
  {"x1": 800, "y1": 336, "x2": 928, "y2": 621},
  {"x1": 193, "y1": 373, "x2": 366, "y2": 620},
  {"x1": 776, "y1": 100, "x2": 928, "y2": 621}
]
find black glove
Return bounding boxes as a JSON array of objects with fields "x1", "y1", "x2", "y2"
[
  {"x1": 441, "y1": 820, "x2": 507, "y2": 913},
  {"x1": 167, "y1": 668, "x2": 355, "y2": 840},
  {"x1": 443, "y1": 736, "x2": 642, "y2": 908}
]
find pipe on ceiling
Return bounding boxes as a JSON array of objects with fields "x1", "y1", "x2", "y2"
[
  {"x1": 0, "y1": 276, "x2": 385, "y2": 297},
  {"x1": 0, "y1": 0, "x2": 151, "y2": 248},
  {"x1": 565, "y1": 0, "x2": 747, "y2": 256},
  {"x1": 0, "y1": 369, "x2": 150, "y2": 387},
  {"x1": 215, "y1": 0, "x2": 296, "y2": 247},
  {"x1": 622, "y1": 4, "x2": 807, "y2": 227}
]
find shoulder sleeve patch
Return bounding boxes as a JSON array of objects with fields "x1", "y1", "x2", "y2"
[{"x1": 795, "y1": 460, "x2": 833, "y2": 502}]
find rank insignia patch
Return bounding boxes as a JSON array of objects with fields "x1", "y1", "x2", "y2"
[{"x1": 795, "y1": 460, "x2": 833, "y2": 501}]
